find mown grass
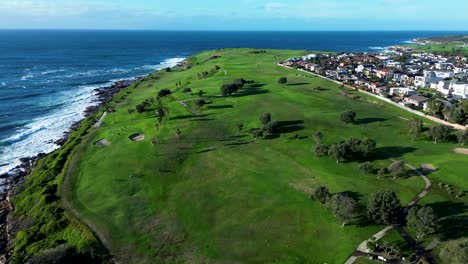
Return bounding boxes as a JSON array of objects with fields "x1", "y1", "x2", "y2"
[{"x1": 28, "y1": 48, "x2": 468, "y2": 263}]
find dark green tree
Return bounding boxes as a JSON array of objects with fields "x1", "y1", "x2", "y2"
[
  {"x1": 367, "y1": 190, "x2": 401, "y2": 224},
  {"x1": 313, "y1": 144, "x2": 329, "y2": 158},
  {"x1": 429, "y1": 125, "x2": 451, "y2": 144},
  {"x1": 360, "y1": 138, "x2": 376, "y2": 157},
  {"x1": 328, "y1": 143, "x2": 347, "y2": 163},
  {"x1": 408, "y1": 118, "x2": 424, "y2": 142},
  {"x1": 457, "y1": 130, "x2": 468, "y2": 145},
  {"x1": 439, "y1": 240, "x2": 468, "y2": 264},
  {"x1": 260, "y1": 112, "x2": 272, "y2": 125},
  {"x1": 278, "y1": 77, "x2": 288, "y2": 85},
  {"x1": 388, "y1": 160, "x2": 406, "y2": 179},
  {"x1": 340, "y1": 110, "x2": 357, "y2": 124},
  {"x1": 264, "y1": 121, "x2": 279, "y2": 134},
  {"x1": 406, "y1": 206, "x2": 438, "y2": 239},
  {"x1": 157, "y1": 89, "x2": 172, "y2": 98},
  {"x1": 359, "y1": 162, "x2": 374, "y2": 174},
  {"x1": 312, "y1": 186, "x2": 330, "y2": 204},
  {"x1": 313, "y1": 131, "x2": 324, "y2": 144},
  {"x1": 327, "y1": 193, "x2": 359, "y2": 226},
  {"x1": 194, "y1": 99, "x2": 206, "y2": 109}
]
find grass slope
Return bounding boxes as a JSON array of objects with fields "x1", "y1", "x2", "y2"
[{"x1": 63, "y1": 49, "x2": 468, "y2": 263}]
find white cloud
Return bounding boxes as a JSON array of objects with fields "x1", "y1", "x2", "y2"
[{"x1": 0, "y1": 0, "x2": 90, "y2": 17}]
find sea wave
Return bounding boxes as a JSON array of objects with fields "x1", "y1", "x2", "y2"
[
  {"x1": 368, "y1": 46, "x2": 385, "y2": 50},
  {"x1": 0, "y1": 57, "x2": 185, "y2": 175}
]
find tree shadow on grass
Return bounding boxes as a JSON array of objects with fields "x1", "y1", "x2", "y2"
[
  {"x1": 340, "y1": 191, "x2": 364, "y2": 201},
  {"x1": 357, "y1": 117, "x2": 387, "y2": 125},
  {"x1": 276, "y1": 120, "x2": 305, "y2": 134},
  {"x1": 224, "y1": 141, "x2": 252, "y2": 147},
  {"x1": 248, "y1": 83, "x2": 266, "y2": 88},
  {"x1": 192, "y1": 118, "x2": 215, "y2": 122},
  {"x1": 288, "y1": 82, "x2": 310, "y2": 86},
  {"x1": 207, "y1": 105, "x2": 233, "y2": 109},
  {"x1": 233, "y1": 87, "x2": 269, "y2": 97},
  {"x1": 425, "y1": 201, "x2": 468, "y2": 241},
  {"x1": 171, "y1": 114, "x2": 211, "y2": 120},
  {"x1": 367, "y1": 146, "x2": 417, "y2": 161}
]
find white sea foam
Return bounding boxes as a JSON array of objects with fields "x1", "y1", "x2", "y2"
[
  {"x1": 21, "y1": 74, "x2": 34, "y2": 81},
  {"x1": 368, "y1": 46, "x2": 385, "y2": 50},
  {"x1": 1, "y1": 82, "x2": 5, "y2": 86},
  {"x1": 0, "y1": 57, "x2": 185, "y2": 176}
]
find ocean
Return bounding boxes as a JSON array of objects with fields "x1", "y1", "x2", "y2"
[{"x1": 0, "y1": 30, "x2": 466, "y2": 177}]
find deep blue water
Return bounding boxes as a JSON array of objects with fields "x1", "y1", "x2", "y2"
[{"x1": 0, "y1": 30, "x2": 467, "y2": 176}]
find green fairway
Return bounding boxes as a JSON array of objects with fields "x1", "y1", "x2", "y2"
[{"x1": 62, "y1": 49, "x2": 468, "y2": 263}]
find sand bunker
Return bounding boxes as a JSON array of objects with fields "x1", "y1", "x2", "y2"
[
  {"x1": 454, "y1": 148, "x2": 468, "y2": 155},
  {"x1": 421, "y1": 164, "x2": 436, "y2": 172},
  {"x1": 94, "y1": 138, "x2": 111, "y2": 146},
  {"x1": 129, "y1": 133, "x2": 145, "y2": 142}
]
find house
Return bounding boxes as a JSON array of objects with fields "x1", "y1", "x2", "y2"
[
  {"x1": 389, "y1": 87, "x2": 417, "y2": 97},
  {"x1": 371, "y1": 86, "x2": 388, "y2": 96},
  {"x1": 414, "y1": 71, "x2": 442, "y2": 88},
  {"x1": 376, "y1": 69, "x2": 394, "y2": 79},
  {"x1": 434, "y1": 71, "x2": 455, "y2": 79},
  {"x1": 450, "y1": 82, "x2": 468, "y2": 99},
  {"x1": 436, "y1": 81, "x2": 452, "y2": 96},
  {"x1": 355, "y1": 64, "x2": 375, "y2": 73},
  {"x1": 404, "y1": 95, "x2": 430, "y2": 108}
]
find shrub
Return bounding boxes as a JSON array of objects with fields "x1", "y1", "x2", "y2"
[
  {"x1": 157, "y1": 89, "x2": 172, "y2": 98},
  {"x1": 359, "y1": 162, "x2": 374, "y2": 174},
  {"x1": 182, "y1": 88, "x2": 192, "y2": 93}
]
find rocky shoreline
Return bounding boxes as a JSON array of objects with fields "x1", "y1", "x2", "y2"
[{"x1": 0, "y1": 77, "x2": 141, "y2": 263}]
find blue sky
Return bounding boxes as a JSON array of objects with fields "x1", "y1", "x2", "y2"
[{"x1": 0, "y1": 0, "x2": 467, "y2": 30}]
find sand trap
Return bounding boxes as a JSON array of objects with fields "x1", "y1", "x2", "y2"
[
  {"x1": 421, "y1": 163, "x2": 436, "y2": 172},
  {"x1": 129, "y1": 133, "x2": 145, "y2": 142},
  {"x1": 94, "y1": 138, "x2": 111, "y2": 146},
  {"x1": 454, "y1": 148, "x2": 468, "y2": 155}
]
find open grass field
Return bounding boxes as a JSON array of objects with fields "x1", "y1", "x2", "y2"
[
  {"x1": 62, "y1": 49, "x2": 468, "y2": 263},
  {"x1": 408, "y1": 42, "x2": 468, "y2": 56}
]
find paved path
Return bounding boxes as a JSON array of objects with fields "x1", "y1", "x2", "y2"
[
  {"x1": 278, "y1": 64, "x2": 466, "y2": 130},
  {"x1": 92, "y1": 112, "x2": 107, "y2": 128},
  {"x1": 343, "y1": 163, "x2": 435, "y2": 264}
]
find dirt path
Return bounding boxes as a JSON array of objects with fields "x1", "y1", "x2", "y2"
[{"x1": 344, "y1": 163, "x2": 435, "y2": 264}]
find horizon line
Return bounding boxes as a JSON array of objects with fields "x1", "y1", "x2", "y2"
[{"x1": 0, "y1": 28, "x2": 468, "y2": 32}]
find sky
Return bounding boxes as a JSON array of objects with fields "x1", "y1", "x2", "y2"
[{"x1": 0, "y1": 0, "x2": 467, "y2": 31}]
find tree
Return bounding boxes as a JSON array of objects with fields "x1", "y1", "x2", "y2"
[
  {"x1": 313, "y1": 144, "x2": 329, "y2": 158},
  {"x1": 194, "y1": 99, "x2": 206, "y2": 109},
  {"x1": 457, "y1": 130, "x2": 468, "y2": 145},
  {"x1": 377, "y1": 167, "x2": 389, "y2": 176},
  {"x1": 328, "y1": 143, "x2": 347, "y2": 163},
  {"x1": 327, "y1": 193, "x2": 359, "y2": 226},
  {"x1": 406, "y1": 206, "x2": 438, "y2": 239},
  {"x1": 360, "y1": 138, "x2": 376, "y2": 157},
  {"x1": 359, "y1": 162, "x2": 374, "y2": 174},
  {"x1": 439, "y1": 240, "x2": 468, "y2": 264},
  {"x1": 155, "y1": 99, "x2": 169, "y2": 124},
  {"x1": 312, "y1": 186, "x2": 330, "y2": 204},
  {"x1": 136, "y1": 104, "x2": 146, "y2": 113},
  {"x1": 127, "y1": 109, "x2": 135, "y2": 120},
  {"x1": 175, "y1": 129, "x2": 182, "y2": 151},
  {"x1": 251, "y1": 128, "x2": 264, "y2": 139},
  {"x1": 408, "y1": 118, "x2": 423, "y2": 142},
  {"x1": 157, "y1": 89, "x2": 172, "y2": 98},
  {"x1": 340, "y1": 110, "x2": 357, "y2": 124},
  {"x1": 182, "y1": 88, "x2": 192, "y2": 93},
  {"x1": 429, "y1": 125, "x2": 451, "y2": 144},
  {"x1": 263, "y1": 121, "x2": 279, "y2": 134},
  {"x1": 237, "y1": 123, "x2": 244, "y2": 133},
  {"x1": 278, "y1": 77, "x2": 288, "y2": 85},
  {"x1": 367, "y1": 190, "x2": 401, "y2": 224},
  {"x1": 260, "y1": 112, "x2": 272, "y2": 126},
  {"x1": 313, "y1": 131, "x2": 324, "y2": 144},
  {"x1": 388, "y1": 160, "x2": 406, "y2": 179}
]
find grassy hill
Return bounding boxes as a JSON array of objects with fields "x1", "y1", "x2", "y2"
[{"x1": 56, "y1": 49, "x2": 468, "y2": 263}]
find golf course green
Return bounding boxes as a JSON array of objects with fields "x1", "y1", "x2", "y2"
[{"x1": 60, "y1": 49, "x2": 467, "y2": 263}]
